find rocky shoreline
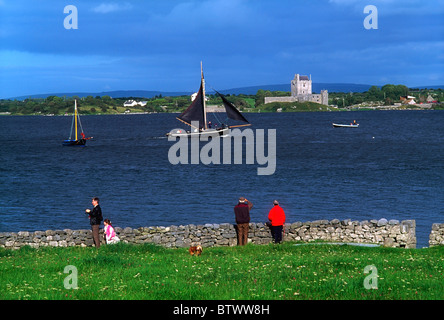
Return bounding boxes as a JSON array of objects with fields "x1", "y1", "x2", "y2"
[{"x1": 1, "y1": 218, "x2": 439, "y2": 250}]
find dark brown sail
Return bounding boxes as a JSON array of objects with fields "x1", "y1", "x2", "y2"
[
  {"x1": 216, "y1": 91, "x2": 249, "y2": 123},
  {"x1": 177, "y1": 81, "x2": 205, "y2": 129}
]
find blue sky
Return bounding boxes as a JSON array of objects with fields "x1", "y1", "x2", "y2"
[{"x1": 0, "y1": 0, "x2": 443, "y2": 98}]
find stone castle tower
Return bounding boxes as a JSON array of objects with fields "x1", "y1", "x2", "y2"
[
  {"x1": 291, "y1": 74, "x2": 312, "y2": 96},
  {"x1": 264, "y1": 73, "x2": 328, "y2": 106}
]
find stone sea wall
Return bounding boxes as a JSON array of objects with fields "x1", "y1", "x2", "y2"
[
  {"x1": 429, "y1": 223, "x2": 444, "y2": 247},
  {"x1": 0, "y1": 218, "x2": 425, "y2": 250}
]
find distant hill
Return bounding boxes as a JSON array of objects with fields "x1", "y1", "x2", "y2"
[
  {"x1": 220, "y1": 84, "x2": 442, "y2": 95},
  {"x1": 6, "y1": 83, "x2": 443, "y2": 100},
  {"x1": 219, "y1": 83, "x2": 376, "y2": 95},
  {"x1": 409, "y1": 85, "x2": 444, "y2": 90},
  {"x1": 8, "y1": 90, "x2": 192, "y2": 100}
]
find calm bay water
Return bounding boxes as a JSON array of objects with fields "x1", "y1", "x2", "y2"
[{"x1": 1, "y1": 110, "x2": 443, "y2": 247}]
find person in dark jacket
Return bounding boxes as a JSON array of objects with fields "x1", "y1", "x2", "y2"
[
  {"x1": 85, "y1": 197, "x2": 103, "y2": 248},
  {"x1": 234, "y1": 197, "x2": 253, "y2": 246}
]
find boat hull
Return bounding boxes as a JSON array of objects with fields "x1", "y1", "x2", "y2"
[
  {"x1": 167, "y1": 127, "x2": 229, "y2": 138},
  {"x1": 62, "y1": 139, "x2": 86, "y2": 146},
  {"x1": 332, "y1": 123, "x2": 359, "y2": 128}
]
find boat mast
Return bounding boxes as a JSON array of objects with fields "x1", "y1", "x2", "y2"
[
  {"x1": 74, "y1": 99, "x2": 78, "y2": 141},
  {"x1": 201, "y1": 61, "x2": 207, "y2": 130}
]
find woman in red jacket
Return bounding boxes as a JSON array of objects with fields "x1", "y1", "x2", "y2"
[{"x1": 268, "y1": 200, "x2": 286, "y2": 244}]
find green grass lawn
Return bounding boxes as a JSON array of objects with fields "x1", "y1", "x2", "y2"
[{"x1": 1, "y1": 242, "x2": 443, "y2": 300}]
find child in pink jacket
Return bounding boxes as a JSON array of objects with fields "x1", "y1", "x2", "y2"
[{"x1": 103, "y1": 219, "x2": 120, "y2": 244}]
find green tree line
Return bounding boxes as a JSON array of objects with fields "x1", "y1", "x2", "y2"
[
  {"x1": 1, "y1": 85, "x2": 443, "y2": 115},
  {"x1": 329, "y1": 85, "x2": 444, "y2": 107}
]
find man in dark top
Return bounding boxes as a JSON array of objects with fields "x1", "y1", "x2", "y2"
[
  {"x1": 85, "y1": 197, "x2": 103, "y2": 248},
  {"x1": 234, "y1": 197, "x2": 253, "y2": 246}
]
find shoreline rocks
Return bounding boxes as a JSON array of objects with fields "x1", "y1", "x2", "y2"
[
  {"x1": 0, "y1": 218, "x2": 426, "y2": 250},
  {"x1": 429, "y1": 223, "x2": 444, "y2": 247}
]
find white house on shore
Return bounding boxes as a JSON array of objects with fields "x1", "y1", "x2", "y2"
[
  {"x1": 123, "y1": 100, "x2": 148, "y2": 107},
  {"x1": 400, "y1": 96, "x2": 416, "y2": 105},
  {"x1": 191, "y1": 92, "x2": 209, "y2": 102}
]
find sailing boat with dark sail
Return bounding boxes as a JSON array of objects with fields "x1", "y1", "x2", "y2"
[
  {"x1": 167, "y1": 62, "x2": 250, "y2": 137},
  {"x1": 62, "y1": 100, "x2": 92, "y2": 146}
]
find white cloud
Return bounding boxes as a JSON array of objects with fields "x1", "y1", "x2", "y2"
[
  {"x1": 328, "y1": 0, "x2": 444, "y2": 15},
  {"x1": 92, "y1": 2, "x2": 133, "y2": 14},
  {"x1": 150, "y1": 0, "x2": 254, "y2": 28}
]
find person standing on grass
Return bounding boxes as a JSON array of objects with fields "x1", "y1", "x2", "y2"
[
  {"x1": 234, "y1": 197, "x2": 253, "y2": 246},
  {"x1": 268, "y1": 200, "x2": 286, "y2": 244},
  {"x1": 85, "y1": 197, "x2": 103, "y2": 248}
]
